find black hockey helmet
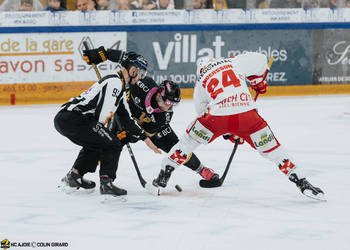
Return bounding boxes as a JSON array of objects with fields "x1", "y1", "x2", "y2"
[
  {"x1": 158, "y1": 80, "x2": 181, "y2": 105},
  {"x1": 121, "y1": 51, "x2": 148, "y2": 72}
]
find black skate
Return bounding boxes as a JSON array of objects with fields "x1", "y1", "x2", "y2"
[
  {"x1": 289, "y1": 173, "x2": 326, "y2": 201},
  {"x1": 61, "y1": 168, "x2": 96, "y2": 189},
  {"x1": 152, "y1": 165, "x2": 175, "y2": 188},
  {"x1": 100, "y1": 176, "x2": 127, "y2": 196}
]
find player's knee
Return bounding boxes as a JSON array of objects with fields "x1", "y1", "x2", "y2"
[
  {"x1": 186, "y1": 119, "x2": 214, "y2": 144},
  {"x1": 165, "y1": 134, "x2": 199, "y2": 167},
  {"x1": 250, "y1": 126, "x2": 280, "y2": 155}
]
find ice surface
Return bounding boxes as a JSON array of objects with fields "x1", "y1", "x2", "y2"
[{"x1": 1, "y1": 95, "x2": 350, "y2": 250}]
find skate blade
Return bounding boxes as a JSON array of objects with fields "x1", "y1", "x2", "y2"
[
  {"x1": 144, "y1": 182, "x2": 160, "y2": 196},
  {"x1": 303, "y1": 190, "x2": 327, "y2": 202},
  {"x1": 100, "y1": 194, "x2": 128, "y2": 203},
  {"x1": 57, "y1": 184, "x2": 95, "y2": 195}
]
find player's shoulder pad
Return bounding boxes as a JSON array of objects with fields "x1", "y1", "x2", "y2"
[
  {"x1": 98, "y1": 74, "x2": 124, "y2": 89},
  {"x1": 98, "y1": 74, "x2": 120, "y2": 84},
  {"x1": 135, "y1": 76, "x2": 157, "y2": 93}
]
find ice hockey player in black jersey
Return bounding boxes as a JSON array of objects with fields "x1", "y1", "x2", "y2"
[
  {"x1": 54, "y1": 52, "x2": 161, "y2": 197},
  {"x1": 82, "y1": 46, "x2": 220, "y2": 188}
]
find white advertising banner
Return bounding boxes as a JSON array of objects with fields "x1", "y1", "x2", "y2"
[
  {"x1": 1, "y1": 9, "x2": 350, "y2": 27},
  {"x1": 0, "y1": 32, "x2": 127, "y2": 84}
]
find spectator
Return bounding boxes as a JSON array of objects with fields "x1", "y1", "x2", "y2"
[
  {"x1": 346, "y1": 0, "x2": 350, "y2": 7},
  {"x1": 269, "y1": 0, "x2": 301, "y2": 8},
  {"x1": 44, "y1": 0, "x2": 66, "y2": 11},
  {"x1": 96, "y1": 0, "x2": 110, "y2": 9},
  {"x1": 256, "y1": 0, "x2": 268, "y2": 8},
  {"x1": 87, "y1": 0, "x2": 97, "y2": 10},
  {"x1": 156, "y1": 0, "x2": 174, "y2": 9},
  {"x1": 192, "y1": 0, "x2": 205, "y2": 8},
  {"x1": 130, "y1": 0, "x2": 157, "y2": 9},
  {"x1": 19, "y1": 0, "x2": 35, "y2": 10},
  {"x1": 0, "y1": 0, "x2": 43, "y2": 11},
  {"x1": 208, "y1": 0, "x2": 228, "y2": 10},
  {"x1": 301, "y1": 0, "x2": 321, "y2": 8},
  {"x1": 76, "y1": 0, "x2": 88, "y2": 10},
  {"x1": 118, "y1": 0, "x2": 131, "y2": 9},
  {"x1": 76, "y1": 0, "x2": 95, "y2": 10},
  {"x1": 328, "y1": 0, "x2": 338, "y2": 7}
]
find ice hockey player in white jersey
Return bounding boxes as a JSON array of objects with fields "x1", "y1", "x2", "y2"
[
  {"x1": 152, "y1": 52, "x2": 325, "y2": 201},
  {"x1": 54, "y1": 52, "x2": 161, "y2": 197}
]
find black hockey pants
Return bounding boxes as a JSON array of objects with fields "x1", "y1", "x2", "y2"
[{"x1": 54, "y1": 110, "x2": 123, "y2": 180}]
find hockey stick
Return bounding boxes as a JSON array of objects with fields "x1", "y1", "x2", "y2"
[
  {"x1": 199, "y1": 139, "x2": 239, "y2": 188},
  {"x1": 254, "y1": 57, "x2": 275, "y2": 101},
  {"x1": 82, "y1": 41, "x2": 158, "y2": 194}
]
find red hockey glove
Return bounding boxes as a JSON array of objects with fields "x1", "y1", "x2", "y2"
[
  {"x1": 223, "y1": 134, "x2": 244, "y2": 145},
  {"x1": 250, "y1": 80, "x2": 268, "y2": 94},
  {"x1": 247, "y1": 69, "x2": 269, "y2": 95}
]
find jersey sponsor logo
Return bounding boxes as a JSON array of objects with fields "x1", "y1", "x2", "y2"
[
  {"x1": 250, "y1": 127, "x2": 277, "y2": 151},
  {"x1": 136, "y1": 81, "x2": 150, "y2": 92},
  {"x1": 93, "y1": 123, "x2": 113, "y2": 141},
  {"x1": 217, "y1": 92, "x2": 252, "y2": 109},
  {"x1": 134, "y1": 96, "x2": 141, "y2": 104},
  {"x1": 170, "y1": 149, "x2": 187, "y2": 164},
  {"x1": 165, "y1": 112, "x2": 171, "y2": 123},
  {"x1": 157, "y1": 126, "x2": 172, "y2": 138},
  {"x1": 187, "y1": 120, "x2": 213, "y2": 144}
]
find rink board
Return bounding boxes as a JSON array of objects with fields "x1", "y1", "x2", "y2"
[
  {"x1": 2, "y1": 10, "x2": 350, "y2": 105},
  {"x1": 1, "y1": 82, "x2": 350, "y2": 105}
]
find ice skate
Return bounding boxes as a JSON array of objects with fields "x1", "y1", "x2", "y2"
[
  {"x1": 60, "y1": 168, "x2": 96, "y2": 191},
  {"x1": 152, "y1": 165, "x2": 175, "y2": 188},
  {"x1": 100, "y1": 176, "x2": 127, "y2": 196},
  {"x1": 289, "y1": 173, "x2": 326, "y2": 201},
  {"x1": 99, "y1": 176, "x2": 127, "y2": 203}
]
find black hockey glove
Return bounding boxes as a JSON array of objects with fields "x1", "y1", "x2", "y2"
[
  {"x1": 83, "y1": 46, "x2": 107, "y2": 65},
  {"x1": 116, "y1": 131, "x2": 140, "y2": 144}
]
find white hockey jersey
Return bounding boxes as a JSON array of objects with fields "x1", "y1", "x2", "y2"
[
  {"x1": 194, "y1": 52, "x2": 268, "y2": 116},
  {"x1": 64, "y1": 74, "x2": 126, "y2": 126}
]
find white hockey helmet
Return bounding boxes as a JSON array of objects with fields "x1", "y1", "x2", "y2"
[{"x1": 196, "y1": 57, "x2": 213, "y2": 76}]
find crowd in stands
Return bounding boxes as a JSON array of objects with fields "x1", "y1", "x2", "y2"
[{"x1": 0, "y1": 0, "x2": 349, "y2": 11}]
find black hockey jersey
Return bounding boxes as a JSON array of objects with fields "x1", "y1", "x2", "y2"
[{"x1": 124, "y1": 76, "x2": 174, "y2": 136}]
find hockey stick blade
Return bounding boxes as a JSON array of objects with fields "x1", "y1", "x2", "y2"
[
  {"x1": 199, "y1": 179, "x2": 222, "y2": 188},
  {"x1": 198, "y1": 140, "x2": 239, "y2": 188},
  {"x1": 144, "y1": 181, "x2": 160, "y2": 196}
]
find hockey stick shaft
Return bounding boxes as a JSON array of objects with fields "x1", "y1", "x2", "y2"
[
  {"x1": 114, "y1": 117, "x2": 147, "y2": 187},
  {"x1": 199, "y1": 139, "x2": 239, "y2": 188},
  {"x1": 83, "y1": 41, "x2": 147, "y2": 188},
  {"x1": 254, "y1": 57, "x2": 275, "y2": 101},
  {"x1": 219, "y1": 139, "x2": 239, "y2": 184}
]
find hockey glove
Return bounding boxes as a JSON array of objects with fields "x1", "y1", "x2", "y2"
[
  {"x1": 83, "y1": 46, "x2": 107, "y2": 65},
  {"x1": 223, "y1": 133, "x2": 244, "y2": 145},
  {"x1": 250, "y1": 80, "x2": 268, "y2": 94},
  {"x1": 247, "y1": 69, "x2": 269, "y2": 95},
  {"x1": 116, "y1": 130, "x2": 140, "y2": 144}
]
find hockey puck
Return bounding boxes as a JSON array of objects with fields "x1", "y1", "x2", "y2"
[{"x1": 175, "y1": 185, "x2": 182, "y2": 192}]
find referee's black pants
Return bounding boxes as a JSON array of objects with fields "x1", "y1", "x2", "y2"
[{"x1": 54, "y1": 110, "x2": 123, "y2": 180}]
